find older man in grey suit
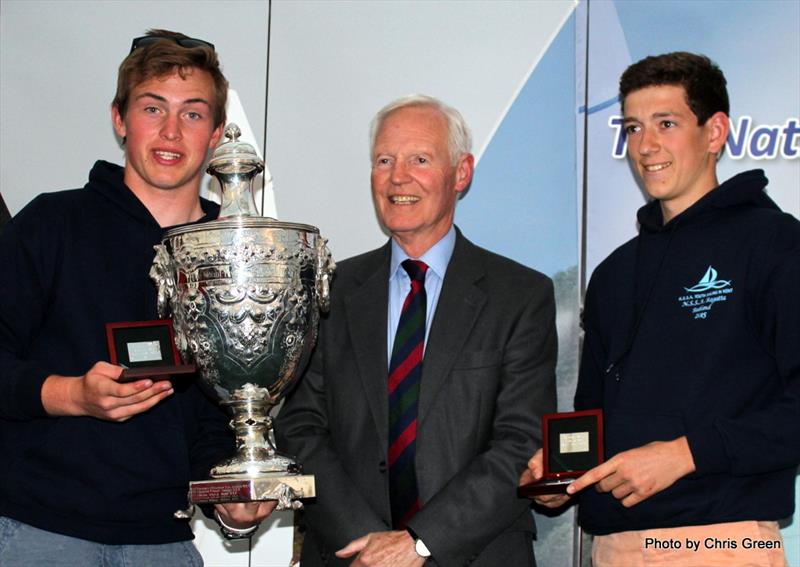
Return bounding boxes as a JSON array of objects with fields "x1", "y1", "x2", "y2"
[{"x1": 276, "y1": 95, "x2": 556, "y2": 567}]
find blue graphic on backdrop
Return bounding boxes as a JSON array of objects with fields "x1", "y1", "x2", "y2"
[
  {"x1": 727, "y1": 117, "x2": 800, "y2": 160},
  {"x1": 457, "y1": 13, "x2": 577, "y2": 278},
  {"x1": 579, "y1": 0, "x2": 636, "y2": 280},
  {"x1": 608, "y1": 115, "x2": 799, "y2": 159}
]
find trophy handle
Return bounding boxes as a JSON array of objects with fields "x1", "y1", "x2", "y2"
[
  {"x1": 150, "y1": 244, "x2": 193, "y2": 358},
  {"x1": 150, "y1": 244, "x2": 176, "y2": 318},
  {"x1": 174, "y1": 504, "x2": 196, "y2": 520},
  {"x1": 315, "y1": 237, "x2": 336, "y2": 313}
]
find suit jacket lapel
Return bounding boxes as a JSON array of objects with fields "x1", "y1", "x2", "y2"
[
  {"x1": 344, "y1": 243, "x2": 391, "y2": 450},
  {"x1": 418, "y1": 231, "x2": 486, "y2": 427}
]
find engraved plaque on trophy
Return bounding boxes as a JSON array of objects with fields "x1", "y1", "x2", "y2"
[
  {"x1": 150, "y1": 124, "x2": 335, "y2": 515},
  {"x1": 518, "y1": 409, "x2": 603, "y2": 497}
]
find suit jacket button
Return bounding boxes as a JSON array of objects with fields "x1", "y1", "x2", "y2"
[{"x1": 378, "y1": 460, "x2": 387, "y2": 473}]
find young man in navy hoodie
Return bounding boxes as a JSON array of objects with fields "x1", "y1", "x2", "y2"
[
  {"x1": 523, "y1": 52, "x2": 799, "y2": 566},
  {"x1": 0, "y1": 30, "x2": 274, "y2": 565}
]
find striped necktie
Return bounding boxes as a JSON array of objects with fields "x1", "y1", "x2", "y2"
[{"x1": 388, "y1": 259, "x2": 428, "y2": 529}]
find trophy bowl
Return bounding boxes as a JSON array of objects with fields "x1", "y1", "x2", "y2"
[{"x1": 150, "y1": 124, "x2": 334, "y2": 513}]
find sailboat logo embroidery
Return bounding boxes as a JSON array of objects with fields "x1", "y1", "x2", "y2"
[
  {"x1": 678, "y1": 266, "x2": 734, "y2": 320},
  {"x1": 684, "y1": 266, "x2": 732, "y2": 293}
]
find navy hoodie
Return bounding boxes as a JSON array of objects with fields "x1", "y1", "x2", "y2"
[
  {"x1": 575, "y1": 170, "x2": 800, "y2": 534},
  {"x1": 0, "y1": 161, "x2": 234, "y2": 544}
]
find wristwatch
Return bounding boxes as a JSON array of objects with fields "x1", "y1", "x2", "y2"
[
  {"x1": 415, "y1": 537, "x2": 432, "y2": 558},
  {"x1": 407, "y1": 527, "x2": 431, "y2": 558},
  {"x1": 214, "y1": 509, "x2": 260, "y2": 540}
]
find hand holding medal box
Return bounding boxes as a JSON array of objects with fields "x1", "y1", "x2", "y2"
[
  {"x1": 106, "y1": 320, "x2": 196, "y2": 382},
  {"x1": 518, "y1": 409, "x2": 603, "y2": 496}
]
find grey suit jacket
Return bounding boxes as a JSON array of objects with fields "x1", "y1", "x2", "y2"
[{"x1": 276, "y1": 229, "x2": 557, "y2": 567}]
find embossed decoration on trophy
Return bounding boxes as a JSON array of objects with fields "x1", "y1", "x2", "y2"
[{"x1": 150, "y1": 124, "x2": 335, "y2": 517}]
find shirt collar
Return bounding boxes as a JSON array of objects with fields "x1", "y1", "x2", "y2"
[{"x1": 390, "y1": 225, "x2": 456, "y2": 281}]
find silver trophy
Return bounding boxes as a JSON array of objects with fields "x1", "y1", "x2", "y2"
[{"x1": 150, "y1": 124, "x2": 335, "y2": 514}]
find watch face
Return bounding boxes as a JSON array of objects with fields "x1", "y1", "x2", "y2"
[{"x1": 415, "y1": 538, "x2": 431, "y2": 557}]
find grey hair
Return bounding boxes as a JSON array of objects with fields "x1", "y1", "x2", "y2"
[{"x1": 369, "y1": 94, "x2": 473, "y2": 165}]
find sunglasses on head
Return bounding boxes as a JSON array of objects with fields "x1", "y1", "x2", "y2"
[{"x1": 129, "y1": 35, "x2": 215, "y2": 54}]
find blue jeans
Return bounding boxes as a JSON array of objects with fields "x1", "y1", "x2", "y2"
[{"x1": 0, "y1": 516, "x2": 203, "y2": 567}]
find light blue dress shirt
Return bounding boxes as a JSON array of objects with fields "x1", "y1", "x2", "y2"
[{"x1": 387, "y1": 226, "x2": 456, "y2": 358}]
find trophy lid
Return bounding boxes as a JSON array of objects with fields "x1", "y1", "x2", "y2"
[{"x1": 207, "y1": 124, "x2": 264, "y2": 175}]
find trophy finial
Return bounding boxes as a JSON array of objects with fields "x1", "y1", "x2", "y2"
[
  {"x1": 207, "y1": 122, "x2": 264, "y2": 218},
  {"x1": 224, "y1": 123, "x2": 242, "y2": 143},
  {"x1": 208, "y1": 123, "x2": 262, "y2": 176}
]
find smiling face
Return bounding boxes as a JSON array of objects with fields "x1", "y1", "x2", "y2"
[
  {"x1": 371, "y1": 105, "x2": 473, "y2": 257},
  {"x1": 623, "y1": 84, "x2": 728, "y2": 223},
  {"x1": 112, "y1": 68, "x2": 221, "y2": 201}
]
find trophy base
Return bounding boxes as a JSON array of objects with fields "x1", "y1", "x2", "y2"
[
  {"x1": 518, "y1": 476, "x2": 574, "y2": 497},
  {"x1": 189, "y1": 473, "x2": 315, "y2": 510}
]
